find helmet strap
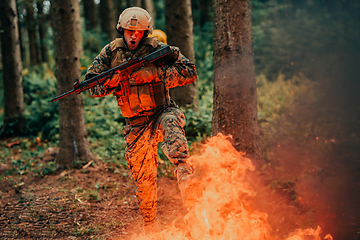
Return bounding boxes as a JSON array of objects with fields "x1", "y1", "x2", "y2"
[{"x1": 116, "y1": 27, "x2": 123, "y2": 36}]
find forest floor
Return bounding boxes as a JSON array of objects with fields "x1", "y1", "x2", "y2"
[{"x1": 0, "y1": 142, "x2": 188, "y2": 240}]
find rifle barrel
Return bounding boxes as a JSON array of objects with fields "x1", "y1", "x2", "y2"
[{"x1": 51, "y1": 89, "x2": 76, "y2": 102}]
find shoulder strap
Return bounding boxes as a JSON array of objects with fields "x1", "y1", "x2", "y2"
[{"x1": 110, "y1": 38, "x2": 126, "y2": 52}]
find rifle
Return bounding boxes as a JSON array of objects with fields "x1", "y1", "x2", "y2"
[{"x1": 51, "y1": 46, "x2": 174, "y2": 102}]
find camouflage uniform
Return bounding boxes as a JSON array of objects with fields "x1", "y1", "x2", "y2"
[{"x1": 85, "y1": 37, "x2": 197, "y2": 224}]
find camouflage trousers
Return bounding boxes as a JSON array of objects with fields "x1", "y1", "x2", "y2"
[{"x1": 122, "y1": 105, "x2": 189, "y2": 224}]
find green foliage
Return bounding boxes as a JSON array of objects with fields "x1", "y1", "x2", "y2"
[
  {"x1": 82, "y1": 189, "x2": 101, "y2": 202},
  {"x1": 83, "y1": 95, "x2": 127, "y2": 166},
  {"x1": 194, "y1": 22, "x2": 214, "y2": 95},
  {"x1": 22, "y1": 64, "x2": 59, "y2": 140},
  {"x1": 251, "y1": 1, "x2": 360, "y2": 79},
  {"x1": 4, "y1": 154, "x2": 57, "y2": 178},
  {"x1": 257, "y1": 73, "x2": 314, "y2": 126},
  {"x1": 183, "y1": 84, "x2": 213, "y2": 143},
  {"x1": 82, "y1": 30, "x2": 110, "y2": 63},
  {"x1": 153, "y1": 0, "x2": 166, "y2": 31},
  {"x1": 256, "y1": 73, "x2": 319, "y2": 151},
  {"x1": 0, "y1": 138, "x2": 57, "y2": 177}
]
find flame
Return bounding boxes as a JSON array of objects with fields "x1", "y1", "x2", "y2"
[{"x1": 132, "y1": 134, "x2": 332, "y2": 240}]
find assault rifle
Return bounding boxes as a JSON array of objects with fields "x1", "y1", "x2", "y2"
[{"x1": 51, "y1": 46, "x2": 174, "y2": 102}]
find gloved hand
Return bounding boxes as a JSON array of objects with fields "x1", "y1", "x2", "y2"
[
  {"x1": 103, "y1": 71, "x2": 125, "y2": 89},
  {"x1": 130, "y1": 66, "x2": 160, "y2": 84}
]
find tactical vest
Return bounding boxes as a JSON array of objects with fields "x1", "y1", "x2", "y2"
[{"x1": 109, "y1": 37, "x2": 170, "y2": 118}]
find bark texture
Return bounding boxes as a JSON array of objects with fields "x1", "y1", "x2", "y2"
[
  {"x1": 212, "y1": 0, "x2": 261, "y2": 163},
  {"x1": 73, "y1": 0, "x2": 83, "y2": 56},
  {"x1": 100, "y1": 0, "x2": 116, "y2": 41},
  {"x1": 0, "y1": 0, "x2": 25, "y2": 137},
  {"x1": 51, "y1": 0, "x2": 95, "y2": 168},
  {"x1": 165, "y1": 0, "x2": 198, "y2": 108}
]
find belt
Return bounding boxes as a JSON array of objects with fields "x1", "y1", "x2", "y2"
[
  {"x1": 125, "y1": 104, "x2": 173, "y2": 127},
  {"x1": 125, "y1": 115, "x2": 152, "y2": 127}
]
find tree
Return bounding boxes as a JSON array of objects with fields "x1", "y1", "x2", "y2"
[
  {"x1": 37, "y1": 0, "x2": 48, "y2": 62},
  {"x1": 25, "y1": 0, "x2": 40, "y2": 65},
  {"x1": 165, "y1": 0, "x2": 198, "y2": 108},
  {"x1": 100, "y1": 0, "x2": 116, "y2": 41},
  {"x1": 16, "y1": 1, "x2": 26, "y2": 64},
  {"x1": 0, "y1": 0, "x2": 25, "y2": 137},
  {"x1": 144, "y1": 0, "x2": 155, "y2": 27},
  {"x1": 199, "y1": 0, "x2": 211, "y2": 27},
  {"x1": 114, "y1": 0, "x2": 123, "y2": 21},
  {"x1": 73, "y1": 0, "x2": 83, "y2": 55},
  {"x1": 51, "y1": 0, "x2": 95, "y2": 168},
  {"x1": 82, "y1": 0, "x2": 97, "y2": 31},
  {"x1": 212, "y1": 0, "x2": 261, "y2": 164},
  {"x1": 134, "y1": 0, "x2": 141, "y2": 7}
]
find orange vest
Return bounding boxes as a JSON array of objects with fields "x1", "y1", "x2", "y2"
[{"x1": 109, "y1": 37, "x2": 170, "y2": 118}]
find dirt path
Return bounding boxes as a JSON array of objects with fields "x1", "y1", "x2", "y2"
[{"x1": 0, "y1": 163, "x2": 188, "y2": 239}]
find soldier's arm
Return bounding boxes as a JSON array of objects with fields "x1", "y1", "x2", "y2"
[
  {"x1": 85, "y1": 44, "x2": 114, "y2": 97},
  {"x1": 156, "y1": 43, "x2": 197, "y2": 89}
]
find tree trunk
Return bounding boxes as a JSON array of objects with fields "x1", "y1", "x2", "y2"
[
  {"x1": 25, "y1": 0, "x2": 40, "y2": 65},
  {"x1": 115, "y1": 0, "x2": 122, "y2": 20},
  {"x1": 212, "y1": 0, "x2": 261, "y2": 164},
  {"x1": 16, "y1": 1, "x2": 26, "y2": 64},
  {"x1": 0, "y1": 0, "x2": 25, "y2": 137},
  {"x1": 134, "y1": 0, "x2": 141, "y2": 7},
  {"x1": 199, "y1": 0, "x2": 211, "y2": 27},
  {"x1": 144, "y1": 0, "x2": 154, "y2": 27},
  {"x1": 51, "y1": 0, "x2": 95, "y2": 168},
  {"x1": 37, "y1": 0, "x2": 48, "y2": 63},
  {"x1": 82, "y1": 0, "x2": 98, "y2": 31},
  {"x1": 165, "y1": 0, "x2": 198, "y2": 108},
  {"x1": 73, "y1": 0, "x2": 83, "y2": 56},
  {"x1": 114, "y1": 0, "x2": 123, "y2": 38},
  {"x1": 125, "y1": 0, "x2": 130, "y2": 8},
  {"x1": 100, "y1": 0, "x2": 116, "y2": 41}
]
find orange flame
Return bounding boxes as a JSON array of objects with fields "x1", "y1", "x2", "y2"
[{"x1": 132, "y1": 134, "x2": 332, "y2": 240}]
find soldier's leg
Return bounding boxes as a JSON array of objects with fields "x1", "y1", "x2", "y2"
[
  {"x1": 157, "y1": 107, "x2": 190, "y2": 164},
  {"x1": 122, "y1": 124, "x2": 159, "y2": 231},
  {"x1": 156, "y1": 107, "x2": 194, "y2": 202}
]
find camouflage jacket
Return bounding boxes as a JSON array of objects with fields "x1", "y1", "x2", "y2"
[{"x1": 85, "y1": 37, "x2": 197, "y2": 97}]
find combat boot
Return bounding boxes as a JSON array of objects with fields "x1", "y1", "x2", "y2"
[
  {"x1": 144, "y1": 218, "x2": 160, "y2": 234},
  {"x1": 174, "y1": 162, "x2": 194, "y2": 203}
]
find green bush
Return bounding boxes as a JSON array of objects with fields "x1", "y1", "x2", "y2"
[{"x1": 22, "y1": 64, "x2": 59, "y2": 140}]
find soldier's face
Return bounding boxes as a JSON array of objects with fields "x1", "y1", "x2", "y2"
[{"x1": 124, "y1": 29, "x2": 145, "y2": 50}]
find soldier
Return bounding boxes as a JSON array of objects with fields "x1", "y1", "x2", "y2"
[{"x1": 85, "y1": 7, "x2": 197, "y2": 233}]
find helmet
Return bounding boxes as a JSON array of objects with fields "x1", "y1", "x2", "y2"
[
  {"x1": 148, "y1": 29, "x2": 167, "y2": 44},
  {"x1": 116, "y1": 7, "x2": 153, "y2": 34}
]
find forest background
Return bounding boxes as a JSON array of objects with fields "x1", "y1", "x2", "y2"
[{"x1": 0, "y1": 0, "x2": 360, "y2": 239}]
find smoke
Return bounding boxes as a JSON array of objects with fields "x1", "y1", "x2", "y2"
[{"x1": 258, "y1": 31, "x2": 360, "y2": 239}]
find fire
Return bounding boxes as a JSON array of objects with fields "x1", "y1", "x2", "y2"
[{"x1": 132, "y1": 134, "x2": 332, "y2": 240}]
